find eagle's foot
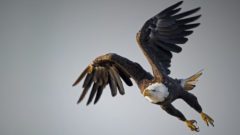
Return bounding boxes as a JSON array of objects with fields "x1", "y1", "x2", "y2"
[
  {"x1": 185, "y1": 120, "x2": 199, "y2": 132},
  {"x1": 201, "y1": 112, "x2": 214, "y2": 127}
]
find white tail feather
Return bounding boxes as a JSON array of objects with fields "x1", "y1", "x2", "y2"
[{"x1": 181, "y1": 69, "x2": 203, "y2": 91}]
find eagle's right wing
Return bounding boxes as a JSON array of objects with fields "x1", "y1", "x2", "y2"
[{"x1": 73, "y1": 53, "x2": 152, "y2": 105}]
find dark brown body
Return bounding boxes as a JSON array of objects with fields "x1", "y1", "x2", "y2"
[{"x1": 109, "y1": 53, "x2": 202, "y2": 121}]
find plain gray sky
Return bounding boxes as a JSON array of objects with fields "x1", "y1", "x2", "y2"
[{"x1": 1, "y1": 0, "x2": 240, "y2": 135}]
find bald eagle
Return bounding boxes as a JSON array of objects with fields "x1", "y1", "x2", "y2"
[{"x1": 73, "y1": 1, "x2": 214, "y2": 132}]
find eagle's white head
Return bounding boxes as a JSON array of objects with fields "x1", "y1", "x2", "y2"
[{"x1": 143, "y1": 83, "x2": 169, "y2": 103}]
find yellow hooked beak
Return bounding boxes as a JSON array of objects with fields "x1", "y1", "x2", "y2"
[{"x1": 143, "y1": 89, "x2": 151, "y2": 97}]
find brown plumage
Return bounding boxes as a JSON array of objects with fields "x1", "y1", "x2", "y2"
[{"x1": 73, "y1": 1, "x2": 214, "y2": 132}]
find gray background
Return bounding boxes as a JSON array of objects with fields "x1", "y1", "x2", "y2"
[{"x1": 0, "y1": 0, "x2": 239, "y2": 135}]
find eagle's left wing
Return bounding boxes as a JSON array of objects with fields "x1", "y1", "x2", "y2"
[{"x1": 137, "y1": 1, "x2": 201, "y2": 79}]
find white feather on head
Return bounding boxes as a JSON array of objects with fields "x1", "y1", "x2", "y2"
[{"x1": 144, "y1": 83, "x2": 169, "y2": 103}]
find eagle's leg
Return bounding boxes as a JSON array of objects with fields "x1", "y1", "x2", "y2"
[
  {"x1": 180, "y1": 91, "x2": 214, "y2": 127},
  {"x1": 161, "y1": 104, "x2": 199, "y2": 132}
]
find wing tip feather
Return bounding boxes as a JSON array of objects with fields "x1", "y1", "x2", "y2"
[
  {"x1": 72, "y1": 66, "x2": 92, "y2": 87},
  {"x1": 159, "y1": 1, "x2": 184, "y2": 16}
]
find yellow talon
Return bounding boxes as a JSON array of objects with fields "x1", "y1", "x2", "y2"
[
  {"x1": 201, "y1": 112, "x2": 214, "y2": 127},
  {"x1": 185, "y1": 120, "x2": 199, "y2": 132}
]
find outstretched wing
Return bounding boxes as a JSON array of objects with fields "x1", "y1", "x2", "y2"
[
  {"x1": 73, "y1": 53, "x2": 152, "y2": 105},
  {"x1": 137, "y1": 1, "x2": 201, "y2": 77}
]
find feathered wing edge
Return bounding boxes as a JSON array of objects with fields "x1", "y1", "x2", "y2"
[
  {"x1": 73, "y1": 53, "x2": 152, "y2": 105},
  {"x1": 73, "y1": 63, "x2": 132, "y2": 105},
  {"x1": 137, "y1": 1, "x2": 201, "y2": 77}
]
